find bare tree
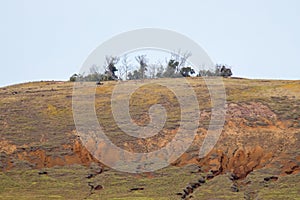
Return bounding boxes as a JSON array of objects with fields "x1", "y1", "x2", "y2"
[
  {"x1": 148, "y1": 63, "x2": 157, "y2": 79},
  {"x1": 171, "y1": 49, "x2": 192, "y2": 72},
  {"x1": 118, "y1": 63, "x2": 125, "y2": 81},
  {"x1": 120, "y1": 55, "x2": 131, "y2": 80},
  {"x1": 135, "y1": 55, "x2": 148, "y2": 80}
]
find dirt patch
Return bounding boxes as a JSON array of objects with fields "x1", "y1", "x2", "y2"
[
  {"x1": 227, "y1": 102, "x2": 277, "y2": 120},
  {"x1": 0, "y1": 140, "x2": 17, "y2": 154}
]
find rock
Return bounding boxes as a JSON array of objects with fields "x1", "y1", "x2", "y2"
[
  {"x1": 264, "y1": 176, "x2": 278, "y2": 182},
  {"x1": 231, "y1": 184, "x2": 239, "y2": 192},
  {"x1": 86, "y1": 174, "x2": 94, "y2": 179},
  {"x1": 191, "y1": 182, "x2": 200, "y2": 188},
  {"x1": 87, "y1": 182, "x2": 103, "y2": 193},
  {"x1": 130, "y1": 187, "x2": 144, "y2": 191},
  {"x1": 229, "y1": 173, "x2": 239, "y2": 181},
  {"x1": 206, "y1": 174, "x2": 214, "y2": 180},
  {"x1": 186, "y1": 185, "x2": 193, "y2": 194},
  {"x1": 198, "y1": 177, "x2": 206, "y2": 184},
  {"x1": 94, "y1": 184, "x2": 103, "y2": 190},
  {"x1": 183, "y1": 188, "x2": 189, "y2": 195},
  {"x1": 38, "y1": 171, "x2": 47, "y2": 175}
]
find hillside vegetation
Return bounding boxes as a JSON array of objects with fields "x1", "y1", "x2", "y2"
[{"x1": 0, "y1": 78, "x2": 299, "y2": 199}]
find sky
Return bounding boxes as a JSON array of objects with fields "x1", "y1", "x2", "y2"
[{"x1": 0, "y1": 0, "x2": 299, "y2": 87}]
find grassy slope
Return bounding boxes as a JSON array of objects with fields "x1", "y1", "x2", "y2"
[{"x1": 0, "y1": 78, "x2": 299, "y2": 199}]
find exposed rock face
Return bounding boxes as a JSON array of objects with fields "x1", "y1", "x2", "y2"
[
  {"x1": 175, "y1": 102, "x2": 300, "y2": 178},
  {"x1": 0, "y1": 138, "x2": 99, "y2": 171},
  {"x1": 196, "y1": 146, "x2": 271, "y2": 179}
]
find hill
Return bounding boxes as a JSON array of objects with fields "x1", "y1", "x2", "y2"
[{"x1": 0, "y1": 78, "x2": 299, "y2": 199}]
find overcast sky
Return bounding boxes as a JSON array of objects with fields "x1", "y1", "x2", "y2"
[{"x1": 0, "y1": 0, "x2": 299, "y2": 87}]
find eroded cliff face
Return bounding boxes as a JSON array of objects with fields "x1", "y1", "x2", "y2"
[
  {"x1": 0, "y1": 137, "x2": 99, "y2": 171},
  {"x1": 176, "y1": 102, "x2": 300, "y2": 178}
]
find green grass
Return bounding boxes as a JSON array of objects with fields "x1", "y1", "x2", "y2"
[
  {"x1": 192, "y1": 172, "x2": 300, "y2": 200},
  {"x1": 1, "y1": 166, "x2": 299, "y2": 200},
  {"x1": 0, "y1": 165, "x2": 198, "y2": 200}
]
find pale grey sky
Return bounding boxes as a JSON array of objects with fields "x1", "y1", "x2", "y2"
[{"x1": 0, "y1": 0, "x2": 299, "y2": 87}]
